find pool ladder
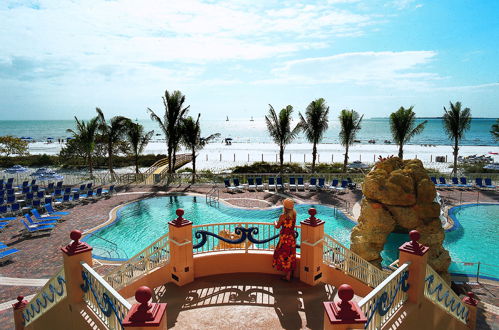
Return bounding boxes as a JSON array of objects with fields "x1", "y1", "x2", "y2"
[
  {"x1": 90, "y1": 232, "x2": 128, "y2": 259},
  {"x1": 206, "y1": 185, "x2": 220, "y2": 206}
]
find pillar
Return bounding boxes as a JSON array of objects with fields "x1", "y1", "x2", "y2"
[
  {"x1": 323, "y1": 284, "x2": 367, "y2": 330},
  {"x1": 61, "y1": 230, "x2": 93, "y2": 305},
  {"x1": 168, "y1": 209, "x2": 194, "y2": 286},
  {"x1": 123, "y1": 286, "x2": 167, "y2": 330},
  {"x1": 300, "y1": 208, "x2": 325, "y2": 285},
  {"x1": 398, "y1": 230, "x2": 429, "y2": 306},
  {"x1": 12, "y1": 296, "x2": 28, "y2": 330},
  {"x1": 462, "y1": 292, "x2": 478, "y2": 330}
]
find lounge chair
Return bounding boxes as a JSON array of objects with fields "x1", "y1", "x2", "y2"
[
  {"x1": 44, "y1": 203, "x2": 70, "y2": 216},
  {"x1": 232, "y1": 179, "x2": 244, "y2": 192},
  {"x1": 0, "y1": 247, "x2": 19, "y2": 265},
  {"x1": 484, "y1": 178, "x2": 496, "y2": 190},
  {"x1": 64, "y1": 187, "x2": 72, "y2": 195},
  {"x1": 247, "y1": 178, "x2": 256, "y2": 191},
  {"x1": 328, "y1": 179, "x2": 339, "y2": 191},
  {"x1": 308, "y1": 178, "x2": 317, "y2": 191},
  {"x1": 347, "y1": 178, "x2": 357, "y2": 189},
  {"x1": 267, "y1": 177, "x2": 276, "y2": 191},
  {"x1": 94, "y1": 187, "x2": 103, "y2": 199},
  {"x1": 25, "y1": 213, "x2": 58, "y2": 226},
  {"x1": 20, "y1": 219, "x2": 55, "y2": 236},
  {"x1": 31, "y1": 209, "x2": 62, "y2": 221},
  {"x1": 224, "y1": 179, "x2": 237, "y2": 193},
  {"x1": 288, "y1": 177, "x2": 296, "y2": 191},
  {"x1": 439, "y1": 177, "x2": 452, "y2": 188},
  {"x1": 73, "y1": 184, "x2": 85, "y2": 193},
  {"x1": 317, "y1": 178, "x2": 326, "y2": 190},
  {"x1": 86, "y1": 183, "x2": 93, "y2": 190},
  {"x1": 276, "y1": 177, "x2": 284, "y2": 191},
  {"x1": 255, "y1": 178, "x2": 264, "y2": 191},
  {"x1": 475, "y1": 178, "x2": 485, "y2": 189},
  {"x1": 55, "y1": 181, "x2": 63, "y2": 189},
  {"x1": 46, "y1": 182, "x2": 55, "y2": 193},
  {"x1": 297, "y1": 177, "x2": 305, "y2": 191},
  {"x1": 54, "y1": 194, "x2": 71, "y2": 207},
  {"x1": 451, "y1": 177, "x2": 466, "y2": 189},
  {"x1": 71, "y1": 192, "x2": 80, "y2": 205},
  {"x1": 106, "y1": 185, "x2": 116, "y2": 196},
  {"x1": 337, "y1": 180, "x2": 348, "y2": 193},
  {"x1": 31, "y1": 185, "x2": 39, "y2": 193},
  {"x1": 8, "y1": 203, "x2": 20, "y2": 216},
  {"x1": 53, "y1": 188, "x2": 62, "y2": 198},
  {"x1": 7, "y1": 178, "x2": 13, "y2": 184},
  {"x1": 459, "y1": 177, "x2": 473, "y2": 189}
]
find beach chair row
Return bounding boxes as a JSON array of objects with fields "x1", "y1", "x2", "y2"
[
  {"x1": 223, "y1": 177, "x2": 357, "y2": 193},
  {"x1": 430, "y1": 177, "x2": 496, "y2": 190},
  {"x1": 0, "y1": 242, "x2": 19, "y2": 265}
]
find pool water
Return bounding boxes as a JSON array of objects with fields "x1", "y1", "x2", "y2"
[{"x1": 85, "y1": 196, "x2": 498, "y2": 280}]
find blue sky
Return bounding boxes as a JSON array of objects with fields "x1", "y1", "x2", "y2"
[{"x1": 0, "y1": 0, "x2": 498, "y2": 120}]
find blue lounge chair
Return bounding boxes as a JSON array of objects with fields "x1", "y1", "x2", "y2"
[
  {"x1": 94, "y1": 187, "x2": 103, "y2": 199},
  {"x1": 347, "y1": 178, "x2": 357, "y2": 189},
  {"x1": 86, "y1": 183, "x2": 93, "y2": 190},
  {"x1": 5, "y1": 183, "x2": 13, "y2": 190},
  {"x1": 267, "y1": 177, "x2": 276, "y2": 191},
  {"x1": 54, "y1": 194, "x2": 71, "y2": 207},
  {"x1": 317, "y1": 178, "x2": 326, "y2": 190},
  {"x1": 328, "y1": 179, "x2": 339, "y2": 191},
  {"x1": 71, "y1": 192, "x2": 80, "y2": 205},
  {"x1": 9, "y1": 203, "x2": 20, "y2": 216},
  {"x1": 255, "y1": 178, "x2": 264, "y2": 191},
  {"x1": 6, "y1": 195, "x2": 15, "y2": 204},
  {"x1": 308, "y1": 178, "x2": 317, "y2": 191},
  {"x1": 0, "y1": 247, "x2": 19, "y2": 264},
  {"x1": 7, "y1": 178, "x2": 13, "y2": 184},
  {"x1": 247, "y1": 178, "x2": 256, "y2": 191},
  {"x1": 30, "y1": 179, "x2": 36, "y2": 186},
  {"x1": 459, "y1": 177, "x2": 473, "y2": 189},
  {"x1": 297, "y1": 177, "x2": 305, "y2": 191},
  {"x1": 44, "y1": 203, "x2": 70, "y2": 216},
  {"x1": 451, "y1": 177, "x2": 466, "y2": 189},
  {"x1": 475, "y1": 178, "x2": 485, "y2": 189},
  {"x1": 73, "y1": 184, "x2": 85, "y2": 193},
  {"x1": 31, "y1": 209, "x2": 62, "y2": 221},
  {"x1": 484, "y1": 178, "x2": 496, "y2": 190},
  {"x1": 31, "y1": 199, "x2": 41, "y2": 209},
  {"x1": 232, "y1": 179, "x2": 244, "y2": 192},
  {"x1": 31, "y1": 185, "x2": 39, "y2": 193},
  {"x1": 106, "y1": 185, "x2": 115, "y2": 196},
  {"x1": 288, "y1": 177, "x2": 296, "y2": 191},
  {"x1": 20, "y1": 219, "x2": 54, "y2": 236},
  {"x1": 439, "y1": 177, "x2": 452, "y2": 188},
  {"x1": 56, "y1": 181, "x2": 63, "y2": 189},
  {"x1": 224, "y1": 179, "x2": 237, "y2": 193},
  {"x1": 25, "y1": 213, "x2": 58, "y2": 226},
  {"x1": 276, "y1": 177, "x2": 284, "y2": 191},
  {"x1": 53, "y1": 189, "x2": 62, "y2": 197},
  {"x1": 46, "y1": 182, "x2": 54, "y2": 192},
  {"x1": 337, "y1": 180, "x2": 348, "y2": 193},
  {"x1": 0, "y1": 214, "x2": 17, "y2": 222},
  {"x1": 64, "y1": 187, "x2": 72, "y2": 195}
]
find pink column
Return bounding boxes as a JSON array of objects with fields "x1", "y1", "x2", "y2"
[
  {"x1": 462, "y1": 292, "x2": 478, "y2": 330},
  {"x1": 168, "y1": 209, "x2": 194, "y2": 286},
  {"x1": 123, "y1": 286, "x2": 167, "y2": 330},
  {"x1": 300, "y1": 208, "x2": 325, "y2": 285},
  {"x1": 398, "y1": 230, "x2": 429, "y2": 305},
  {"x1": 12, "y1": 296, "x2": 28, "y2": 330},
  {"x1": 323, "y1": 284, "x2": 367, "y2": 330},
  {"x1": 61, "y1": 230, "x2": 93, "y2": 305}
]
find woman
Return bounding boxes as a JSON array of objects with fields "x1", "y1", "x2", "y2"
[{"x1": 272, "y1": 198, "x2": 297, "y2": 281}]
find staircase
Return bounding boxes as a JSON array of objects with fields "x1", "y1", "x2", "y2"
[{"x1": 141, "y1": 154, "x2": 193, "y2": 184}]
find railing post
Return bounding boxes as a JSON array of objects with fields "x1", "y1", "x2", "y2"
[
  {"x1": 300, "y1": 208, "x2": 325, "y2": 286},
  {"x1": 123, "y1": 286, "x2": 167, "y2": 330},
  {"x1": 323, "y1": 284, "x2": 367, "y2": 329},
  {"x1": 12, "y1": 296, "x2": 28, "y2": 330},
  {"x1": 168, "y1": 209, "x2": 194, "y2": 286},
  {"x1": 462, "y1": 292, "x2": 478, "y2": 330},
  {"x1": 398, "y1": 230, "x2": 429, "y2": 306},
  {"x1": 61, "y1": 230, "x2": 93, "y2": 305}
]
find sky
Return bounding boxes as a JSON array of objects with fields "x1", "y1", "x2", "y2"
[{"x1": 0, "y1": 0, "x2": 498, "y2": 120}]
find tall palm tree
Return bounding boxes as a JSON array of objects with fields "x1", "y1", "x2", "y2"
[
  {"x1": 443, "y1": 101, "x2": 472, "y2": 176},
  {"x1": 299, "y1": 98, "x2": 330, "y2": 172},
  {"x1": 126, "y1": 122, "x2": 154, "y2": 174},
  {"x1": 148, "y1": 90, "x2": 190, "y2": 173},
  {"x1": 66, "y1": 116, "x2": 100, "y2": 177},
  {"x1": 96, "y1": 108, "x2": 131, "y2": 175},
  {"x1": 491, "y1": 119, "x2": 499, "y2": 141},
  {"x1": 389, "y1": 106, "x2": 427, "y2": 159},
  {"x1": 265, "y1": 105, "x2": 301, "y2": 171},
  {"x1": 339, "y1": 109, "x2": 363, "y2": 172},
  {"x1": 181, "y1": 114, "x2": 220, "y2": 184}
]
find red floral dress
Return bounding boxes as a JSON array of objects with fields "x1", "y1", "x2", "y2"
[{"x1": 272, "y1": 213, "x2": 297, "y2": 272}]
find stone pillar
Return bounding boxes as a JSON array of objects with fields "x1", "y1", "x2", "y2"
[
  {"x1": 61, "y1": 230, "x2": 93, "y2": 305},
  {"x1": 398, "y1": 230, "x2": 429, "y2": 306},
  {"x1": 12, "y1": 296, "x2": 28, "y2": 330},
  {"x1": 168, "y1": 209, "x2": 194, "y2": 286},
  {"x1": 123, "y1": 286, "x2": 167, "y2": 330},
  {"x1": 462, "y1": 292, "x2": 478, "y2": 330},
  {"x1": 300, "y1": 208, "x2": 325, "y2": 286},
  {"x1": 323, "y1": 284, "x2": 367, "y2": 330}
]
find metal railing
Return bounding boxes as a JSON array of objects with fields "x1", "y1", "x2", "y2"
[
  {"x1": 205, "y1": 185, "x2": 220, "y2": 206},
  {"x1": 450, "y1": 261, "x2": 499, "y2": 282},
  {"x1": 424, "y1": 265, "x2": 469, "y2": 324},
  {"x1": 81, "y1": 262, "x2": 131, "y2": 330},
  {"x1": 192, "y1": 222, "x2": 301, "y2": 254},
  {"x1": 22, "y1": 267, "x2": 66, "y2": 326},
  {"x1": 105, "y1": 233, "x2": 170, "y2": 290},
  {"x1": 359, "y1": 262, "x2": 411, "y2": 330},
  {"x1": 323, "y1": 234, "x2": 389, "y2": 288}
]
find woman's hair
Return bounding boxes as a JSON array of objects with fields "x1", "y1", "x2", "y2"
[{"x1": 282, "y1": 198, "x2": 297, "y2": 219}]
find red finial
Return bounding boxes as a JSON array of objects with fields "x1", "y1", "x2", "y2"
[
  {"x1": 135, "y1": 286, "x2": 152, "y2": 305},
  {"x1": 123, "y1": 286, "x2": 167, "y2": 326},
  {"x1": 398, "y1": 229, "x2": 428, "y2": 256},
  {"x1": 301, "y1": 207, "x2": 324, "y2": 227},
  {"x1": 12, "y1": 295, "x2": 28, "y2": 309},
  {"x1": 176, "y1": 208, "x2": 184, "y2": 217},
  {"x1": 61, "y1": 229, "x2": 92, "y2": 256},
  {"x1": 323, "y1": 284, "x2": 366, "y2": 324},
  {"x1": 463, "y1": 291, "x2": 478, "y2": 306},
  {"x1": 169, "y1": 208, "x2": 192, "y2": 227},
  {"x1": 336, "y1": 284, "x2": 357, "y2": 317},
  {"x1": 409, "y1": 230, "x2": 420, "y2": 243}
]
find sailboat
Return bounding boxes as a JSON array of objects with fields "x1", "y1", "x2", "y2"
[
  {"x1": 250, "y1": 116, "x2": 254, "y2": 122},
  {"x1": 226, "y1": 116, "x2": 229, "y2": 121}
]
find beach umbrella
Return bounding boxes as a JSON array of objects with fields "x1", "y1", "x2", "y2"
[
  {"x1": 483, "y1": 163, "x2": 499, "y2": 171},
  {"x1": 30, "y1": 168, "x2": 50, "y2": 177},
  {"x1": 347, "y1": 161, "x2": 370, "y2": 169},
  {"x1": 4, "y1": 165, "x2": 28, "y2": 183}
]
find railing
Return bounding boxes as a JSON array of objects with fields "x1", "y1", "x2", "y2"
[
  {"x1": 81, "y1": 262, "x2": 131, "y2": 330},
  {"x1": 22, "y1": 267, "x2": 66, "y2": 326},
  {"x1": 358, "y1": 262, "x2": 410, "y2": 330},
  {"x1": 105, "y1": 233, "x2": 170, "y2": 290},
  {"x1": 424, "y1": 265, "x2": 469, "y2": 324},
  {"x1": 142, "y1": 157, "x2": 170, "y2": 184},
  {"x1": 323, "y1": 234, "x2": 389, "y2": 288},
  {"x1": 205, "y1": 185, "x2": 220, "y2": 206},
  {"x1": 192, "y1": 222, "x2": 300, "y2": 254}
]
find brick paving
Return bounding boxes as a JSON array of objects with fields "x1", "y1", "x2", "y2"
[{"x1": 0, "y1": 183, "x2": 497, "y2": 329}]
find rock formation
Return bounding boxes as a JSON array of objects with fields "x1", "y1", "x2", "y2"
[{"x1": 350, "y1": 157, "x2": 451, "y2": 281}]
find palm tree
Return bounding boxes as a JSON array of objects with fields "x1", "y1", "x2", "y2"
[
  {"x1": 96, "y1": 108, "x2": 131, "y2": 175},
  {"x1": 126, "y1": 122, "x2": 154, "y2": 174},
  {"x1": 389, "y1": 106, "x2": 427, "y2": 159},
  {"x1": 443, "y1": 101, "x2": 472, "y2": 176},
  {"x1": 66, "y1": 116, "x2": 100, "y2": 177},
  {"x1": 491, "y1": 119, "x2": 499, "y2": 141},
  {"x1": 148, "y1": 90, "x2": 190, "y2": 173},
  {"x1": 265, "y1": 105, "x2": 301, "y2": 171},
  {"x1": 299, "y1": 98, "x2": 330, "y2": 172},
  {"x1": 181, "y1": 114, "x2": 220, "y2": 184},
  {"x1": 339, "y1": 109, "x2": 363, "y2": 172}
]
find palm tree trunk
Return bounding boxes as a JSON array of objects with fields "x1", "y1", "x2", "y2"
[
  {"x1": 343, "y1": 145, "x2": 349, "y2": 173},
  {"x1": 191, "y1": 147, "x2": 196, "y2": 184},
  {"x1": 167, "y1": 147, "x2": 172, "y2": 173},
  {"x1": 88, "y1": 153, "x2": 94, "y2": 178},
  {"x1": 108, "y1": 142, "x2": 114, "y2": 175},
  {"x1": 172, "y1": 150, "x2": 177, "y2": 173},
  {"x1": 279, "y1": 145, "x2": 284, "y2": 172},
  {"x1": 312, "y1": 142, "x2": 317, "y2": 172},
  {"x1": 135, "y1": 153, "x2": 139, "y2": 174},
  {"x1": 398, "y1": 143, "x2": 404, "y2": 159},
  {"x1": 453, "y1": 138, "x2": 459, "y2": 176}
]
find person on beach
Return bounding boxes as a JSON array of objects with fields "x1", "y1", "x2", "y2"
[{"x1": 272, "y1": 198, "x2": 297, "y2": 281}]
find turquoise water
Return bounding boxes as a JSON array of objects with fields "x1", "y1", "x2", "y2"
[
  {"x1": 85, "y1": 196, "x2": 498, "y2": 279},
  {"x1": 1, "y1": 118, "x2": 497, "y2": 146}
]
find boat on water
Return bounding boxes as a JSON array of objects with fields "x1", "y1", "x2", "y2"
[
  {"x1": 226, "y1": 116, "x2": 229, "y2": 121},
  {"x1": 250, "y1": 116, "x2": 254, "y2": 121}
]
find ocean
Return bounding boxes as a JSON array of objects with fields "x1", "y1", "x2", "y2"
[{"x1": 0, "y1": 118, "x2": 497, "y2": 146}]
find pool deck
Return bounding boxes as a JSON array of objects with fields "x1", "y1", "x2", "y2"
[{"x1": 0, "y1": 184, "x2": 497, "y2": 329}]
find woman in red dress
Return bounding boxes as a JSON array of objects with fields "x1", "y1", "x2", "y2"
[{"x1": 272, "y1": 198, "x2": 297, "y2": 281}]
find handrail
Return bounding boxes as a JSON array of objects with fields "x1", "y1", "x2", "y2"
[
  {"x1": 22, "y1": 267, "x2": 66, "y2": 326},
  {"x1": 323, "y1": 234, "x2": 389, "y2": 288},
  {"x1": 105, "y1": 233, "x2": 170, "y2": 290},
  {"x1": 424, "y1": 265, "x2": 469, "y2": 324},
  {"x1": 81, "y1": 262, "x2": 131, "y2": 330},
  {"x1": 359, "y1": 262, "x2": 411, "y2": 330}
]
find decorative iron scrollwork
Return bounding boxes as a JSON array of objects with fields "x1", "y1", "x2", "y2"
[
  {"x1": 425, "y1": 274, "x2": 469, "y2": 321},
  {"x1": 22, "y1": 276, "x2": 66, "y2": 323}
]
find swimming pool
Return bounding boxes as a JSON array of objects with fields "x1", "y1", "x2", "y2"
[{"x1": 84, "y1": 196, "x2": 498, "y2": 280}]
